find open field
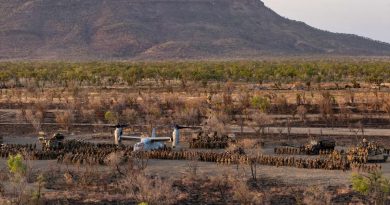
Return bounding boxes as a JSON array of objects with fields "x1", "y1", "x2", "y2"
[{"x1": 1, "y1": 60, "x2": 390, "y2": 204}]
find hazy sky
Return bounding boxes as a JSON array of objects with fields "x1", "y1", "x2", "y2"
[{"x1": 262, "y1": 0, "x2": 390, "y2": 43}]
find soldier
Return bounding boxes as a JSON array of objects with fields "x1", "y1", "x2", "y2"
[{"x1": 362, "y1": 138, "x2": 368, "y2": 148}]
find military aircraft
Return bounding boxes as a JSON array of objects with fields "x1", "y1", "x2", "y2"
[{"x1": 113, "y1": 124, "x2": 197, "y2": 151}]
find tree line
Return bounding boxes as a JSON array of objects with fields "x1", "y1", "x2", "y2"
[{"x1": 0, "y1": 60, "x2": 389, "y2": 87}]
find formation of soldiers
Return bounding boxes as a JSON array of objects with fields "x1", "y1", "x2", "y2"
[
  {"x1": 1, "y1": 143, "x2": 64, "y2": 160},
  {"x1": 0, "y1": 139, "x2": 382, "y2": 173},
  {"x1": 272, "y1": 144, "x2": 382, "y2": 172},
  {"x1": 350, "y1": 162, "x2": 381, "y2": 172},
  {"x1": 319, "y1": 149, "x2": 335, "y2": 155},
  {"x1": 189, "y1": 131, "x2": 232, "y2": 149},
  {"x1": 57, "y1": 140, "x2": 134, "y2": 165},
  {"x1": 0, "y1": 140, "x2": 134, "y2": 165},
  {"x1": 274, "y1": 146, "x2": 334, "y2": 155},
  {"x1": 347, "y1": 147, "x2": 369, "y2": 163},
  {"x1": 0, "y1": 144, "x2": 37, "y2": 158},
  {"x1": 274, "y1": 146, "x2": 303, "y2": 155},
  {"x1": 347, "y1": 139, "x2": 387, "y2": 164},
  {"x1": 140, "y1": 149, "x2": 379, "y2": 172},
  {"x1": 143, "y1": 149, "x2": 247, "y2": 164}
]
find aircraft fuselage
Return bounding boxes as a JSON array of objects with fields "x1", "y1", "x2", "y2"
[{"x1": 133, "y1": 138, "x2": 166, "y2": 151}]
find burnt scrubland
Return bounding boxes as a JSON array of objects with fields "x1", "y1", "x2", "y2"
[
  {"x1": 1, "y1": 0, "x2": 390, "y2": 204},
  {"x1": 1, "y1": 60, "x2": 390, "y2": 204}
]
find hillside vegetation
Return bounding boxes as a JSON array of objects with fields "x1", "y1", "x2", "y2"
[{"x1": 1, "y1": 0, "x2": 390, "y2": 60}]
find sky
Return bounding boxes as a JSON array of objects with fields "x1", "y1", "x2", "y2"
[{"x1": 262, "y1": 0, "x2": 390, "y2": 43}]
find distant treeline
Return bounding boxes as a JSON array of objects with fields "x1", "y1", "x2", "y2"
[{"x1": 0, "y1": 60, "x2": 389, "y2": 87}]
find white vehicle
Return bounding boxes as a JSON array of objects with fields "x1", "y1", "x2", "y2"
[{"x1": 113, "y1": 124, "x2": 191, "y2": 151}]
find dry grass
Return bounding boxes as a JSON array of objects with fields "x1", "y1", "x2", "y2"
[
  {"x1": 120, "y1": 174, "x2": 179, "y2": 204},
  {"x1": 303, "y1": 185, "x2": 330, "y2": 205},
  {"x1": 54, "y1": 110, "x2": 74, "y2": 131},
  {"x1": 230, "y1": 177, "x2": 263, "y2": 204},
  {"x1": 24, "y1": 109, "x2": 44, "y2": 133}
]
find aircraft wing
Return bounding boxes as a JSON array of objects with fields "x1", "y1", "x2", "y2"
[
  {"x1": 121, "y1": 135, "x2": 142, "y2": 140},
  {"x1": 150, "y1": 137, "x2": 172, "y2": 142}
]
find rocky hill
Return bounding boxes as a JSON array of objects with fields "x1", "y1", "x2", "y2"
[{"x1": 1, "y1": 0, "x2": 390, "y2": 60}]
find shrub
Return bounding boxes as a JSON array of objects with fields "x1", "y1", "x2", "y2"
[
  {"x1": 274, "y1": 95, "x2": 289, "y2": 113},
  {"x1": 122, "y1": 108, "x2": 139, "y2": 125},
  {"x1": 121, "y1": 174, "x2": 179, "y2": 204},
  {"x1": 251, "y1": 96, "x2": 270, "y2": 113},
  {"x1": 31, "y1": 174, "x2": 45, "y2": 203},
  {"x1": 7, "y1": 154, "x2": 27, "y2": 177},
  {"x1": 104, "y1": 111, "x2": 119, "y2": 124},
  {"x1": 24, "y1": 109, "x2": 44, "y2": 133},
  {"x1": 54, "y1": 110, "x2": 74, "y2": 131},
  {"x1": 7, "y1": 154, "x2": 30, "y2": 204},
  {"x1": 352, "y1": 171, "x2": 390, "y2": 205},
  {"x1": 250, "y1": 112, "x2": 273, "y2": 135},
  {"x1": 230, "y1": 178, "x2": 261, "y2": 204},
  {"x1": 318, "y1": 91, "x2": 335, "y2": 123},
  {"x1": 296, "y1": 105, "x2": 307, "y2": 122}
]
